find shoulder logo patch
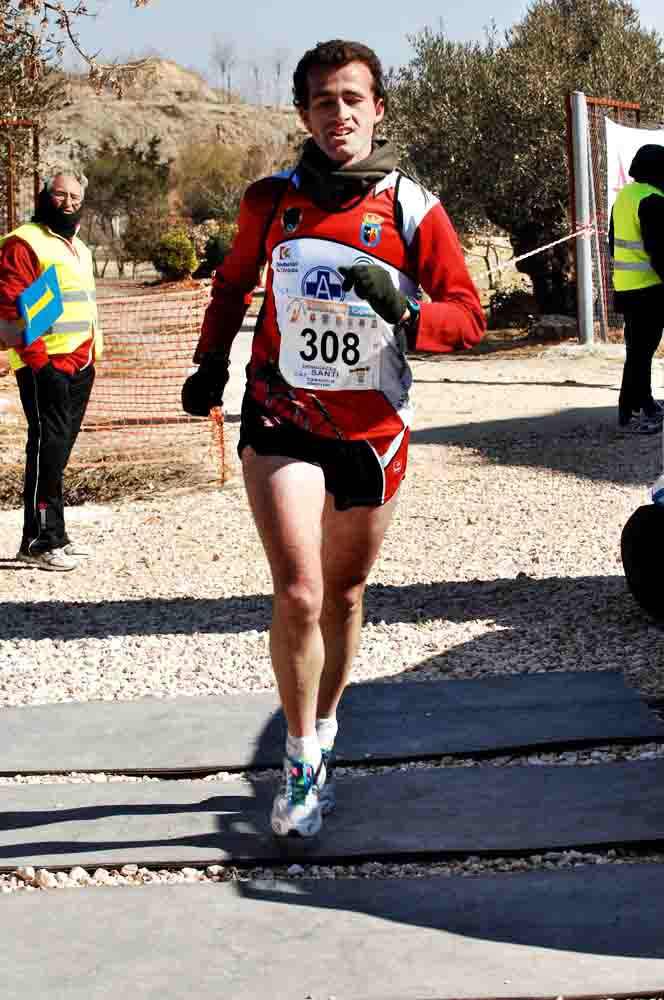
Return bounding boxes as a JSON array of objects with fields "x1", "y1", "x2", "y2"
[
  {"x1": 282, "y1": 207, "x2": 302, "y2": 234},
  {"x1": 360, "y1": 212, "x2": 383, "y2": 248}
]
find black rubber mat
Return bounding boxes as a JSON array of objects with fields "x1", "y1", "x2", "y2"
[
  {"x1": 3, "y1": 759, "x2": 664, "y2": 869},
  {"x1": 3, "y1": 865, "x2": 664, "y2": 998},
  {"x1": 1, "y1": 670, "x2": 660, "y2": 774}
]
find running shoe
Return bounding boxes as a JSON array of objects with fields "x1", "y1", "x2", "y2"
[
  {"x1": 16, "y1": 547, "x2": 79, "y2": 572},
  {"x1": 271, "y1": 755, "x2": 326, "y2": 838},
  {"x1": 618, "y1": 408, "x2": 638, "y2": 428},
  {"x1": 319, "y1": 748, "x2": 337, "y2": 816},
  {"x1": 61, "y1": 541, "x2": 93, "y2": 558},
  {"x1": 636, "y1": 411, "x2": 663, "y2": 435},
  {"x1": 621, "y1": 411, "x2": 663, "y2": 435},
  {"x1": 619, "y1": 403, "x2": 664, "y2": 427}
]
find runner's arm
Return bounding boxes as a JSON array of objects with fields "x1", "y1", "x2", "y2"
[
  {"x1": 407, "y1": 201, "x2": 486, "y2": 353},
  {"x1": 194, "y1": 178, "x2": 284, "y2": 362}
]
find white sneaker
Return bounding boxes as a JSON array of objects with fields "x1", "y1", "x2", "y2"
[
  {"x1": 16, "y1": 547, "x2": 79, "y2": 572},
  {"x1": 62, "y1": 541, "x2": 93, "y2": 558},
  {"x1": 637, "y1": 411, "x2": 663, "y2": 435},
  {"x1": 319, "y1": 748, "x2": 337, "y2": 816},
  {"x1": 270, "y1": 755, "x2": 326, "y2": 838}
]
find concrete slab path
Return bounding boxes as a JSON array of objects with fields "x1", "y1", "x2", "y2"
[
  {"x1": 4, "y1": 759, "x2": 664, "y2": 870},
  {"x1": 1, "y1": 671, "x2": 659, "y2": 774},
  {"x1": 3, "y1": 865, "x2": 664, "y2": 999}
]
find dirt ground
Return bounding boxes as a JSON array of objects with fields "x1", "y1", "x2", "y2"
[{"x1": 2, "y1": 322, "x2": 664, "y2": 707}]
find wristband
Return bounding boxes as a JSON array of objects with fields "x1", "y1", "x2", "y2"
[
  {"x1": 404, "y1": 296, "x2": 421, "y2": 326},
  {"x1": 396, "y1": 296, "x2": 421, "y2": 345}
]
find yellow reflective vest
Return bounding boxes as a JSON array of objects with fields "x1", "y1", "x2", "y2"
[
  {"x1": 0, "y1": 222, "x2": 102, "y2": 370},
  {"x1": 612, "y1": 182, "x2": 664, "y2": 293}
]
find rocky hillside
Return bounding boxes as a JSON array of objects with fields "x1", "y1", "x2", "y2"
[{"x1": 42, "y1": 58, "x2": 304, "y2": 171}]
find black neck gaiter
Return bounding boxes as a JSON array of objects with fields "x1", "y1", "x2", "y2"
[{"x1": 297, "y1": 138, "x2": 398, "y2": 210}]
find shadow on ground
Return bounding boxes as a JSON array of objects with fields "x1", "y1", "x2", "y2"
[
  {"x1": 411, "y1": 403, "x2": 662, "y2": 486},
  {"x1": 3, "y1": 578, "x2": 664, "y2": 970},
  {"x1": 0, "y1": 574, "x2": 646, "y2": 643}
]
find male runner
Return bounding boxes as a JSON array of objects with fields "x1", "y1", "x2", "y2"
[{"x1": 183, "y1": 39, "x2": 485, "y2": 837}]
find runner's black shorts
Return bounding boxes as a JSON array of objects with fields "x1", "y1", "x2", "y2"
[{"x1": 237, "y1": 392, "x2": 409, "y2": 511}]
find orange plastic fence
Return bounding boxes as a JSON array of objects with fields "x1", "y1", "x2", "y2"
[{"x1": 1, "y1": 286, "x2": 225, "y2": 480}]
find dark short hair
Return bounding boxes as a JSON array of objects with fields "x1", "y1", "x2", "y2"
[{"x1": 292, "y1": 39, "x2": 387, "y2": 111}]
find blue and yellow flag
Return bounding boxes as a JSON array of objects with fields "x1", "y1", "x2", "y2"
[{"x1": 16, "y1": 265, "x2": 63, "y2": 347}]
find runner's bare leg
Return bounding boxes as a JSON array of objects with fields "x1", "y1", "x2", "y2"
[
  {"x1": 242, "y1": 448, "x2": 327, "y2": 737},
  {"x1": 317, "y1": 490, "x2": 399, "y2": 719}
]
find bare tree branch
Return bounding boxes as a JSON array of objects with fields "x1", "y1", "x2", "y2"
[{"x1": 1, "y1": 1, "x2": 154, "y2": 94}]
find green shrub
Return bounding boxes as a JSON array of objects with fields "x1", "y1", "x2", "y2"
[
  {"x1": 150, "y1": 228, "x2": 198, "y2": 281},
  {"x1": 214, "y1": 221, "x2": 239, "y2": 250},
  {"x1": 192, "y1": 223, "x2": 239, "y2": 279},
  {"x1": 486, "y1": 288, "x2": 538, "y2": 330},
  {"x1": 122, "y1": 211, "x2": 170, "y2": 269}
]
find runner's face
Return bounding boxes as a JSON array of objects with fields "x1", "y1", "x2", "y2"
[{"x1": 299, "y1": 61, "x2": 384, "y2": 166}]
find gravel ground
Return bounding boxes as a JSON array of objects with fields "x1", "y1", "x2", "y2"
[{"x1": 1, "y1": 339, "x2": 664, "y2": 895}]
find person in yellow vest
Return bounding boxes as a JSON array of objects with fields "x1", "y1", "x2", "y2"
[
  {"x1": 610, "y1": 144, "x2": 664, "y2": 434},
  {"x1": 0, "y1": 171, "x2": 101, "y2": 570}
]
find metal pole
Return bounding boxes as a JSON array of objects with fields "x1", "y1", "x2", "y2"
[
  {"x1": 570, "y1": 91, "x2": 594, "y2": 345},
  {"x1": 33, "y1": 124, "x2": 40, "y2": 211},
  {"x1": 7, "y1": 139, "x2": 16, "y2": 232}
]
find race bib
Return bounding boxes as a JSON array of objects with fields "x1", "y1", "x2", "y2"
[
  {"x1": 271, "y1": 236, "x2": 417, "y2": 395},
  {"x1": 278, "y1": 297, "x2": 383, "y2": 391}
]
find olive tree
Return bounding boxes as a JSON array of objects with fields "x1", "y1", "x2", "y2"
[
  {"x1": 75, "y1": 135, "x2": 170, "y2": 275},
  {"x1": 386, "y1": 0, "x2": 664, "y2": 312},
  {"x1": 172, "y1": 137, "x2": 296, "y2": 224}
]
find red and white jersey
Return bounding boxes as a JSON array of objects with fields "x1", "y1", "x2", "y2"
[{"x1": 198, "y1": 168, "x2": 485, "y2": 444}]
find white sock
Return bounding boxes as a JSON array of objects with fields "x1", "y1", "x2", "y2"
[
  {"x1": 286, "y1": 732, "x2": 321, "y2": 770},
  {"x1": 315, "y1": 716, "x2": 338, "y2": 752}
]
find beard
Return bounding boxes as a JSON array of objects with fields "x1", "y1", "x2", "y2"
[
  {"x1": 33, "y1": 189, "x2": 83, "y2": 239},
  {"x1": 42, "y1": 203, "x2": 83, "y2": 240}
]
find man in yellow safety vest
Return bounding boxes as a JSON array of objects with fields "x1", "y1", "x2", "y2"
[
  {"x1": 0, "y1": 171, "x2": 102, "y2": 570},
  {"x1": 611, "y1": 144, "x2": 664, "y2": 435}
]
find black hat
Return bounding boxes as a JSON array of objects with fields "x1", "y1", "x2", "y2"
[
  {"x1": 621, "y1": 503, "x2": 664, "y2": 620},
  {"x1": 629, "y1": 144, "x2": 664, "y2": 186}
]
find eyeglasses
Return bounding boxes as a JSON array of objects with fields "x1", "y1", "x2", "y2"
[{"x1": 51, "y1": 191, "x2": 82, "y2": 207}]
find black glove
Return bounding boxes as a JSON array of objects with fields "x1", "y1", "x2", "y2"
[
  {"x1": 339, "y1": 265, "x2": 408, "y2": 325},
  {"x1": 181, "y1": 352, "x2": 230, "y2": 417},
  {"x1": 35, "y1": 362, "x2": 65, "y2": 408}
]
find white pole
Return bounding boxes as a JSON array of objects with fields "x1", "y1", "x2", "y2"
[
  {"x1": 587, "y1": 139, "x2": 608, "y2": 342},
  {"x1": 571, "y1": 91, "x2": 594, "y2": 346}
]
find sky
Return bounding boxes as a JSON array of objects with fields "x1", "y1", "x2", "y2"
[{"x1": 68, "y1": 0, "x2": 664, "y2": 100}]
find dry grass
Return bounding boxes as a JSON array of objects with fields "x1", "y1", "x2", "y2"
[{"x1": 0, "y1": 461, "x2": 221, "y2": 510}]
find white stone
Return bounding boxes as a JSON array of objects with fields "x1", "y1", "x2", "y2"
[
  {"x1": 14, "y1": 866, "x2": 36, "y2": 883},
  {"x1": 181, "y1": 868, "x2": 202, "y2": 881},
  {"x1": 36, "y1": 869, "x2": 58, "y2": 889}
]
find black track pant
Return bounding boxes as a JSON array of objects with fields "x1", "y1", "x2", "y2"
[
  {"x1": 15, "y1": 363, "x2": 95, "y2": 553},
  {"x1": 618, "y1": 305, "x2": 664, "y2": 422}
]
